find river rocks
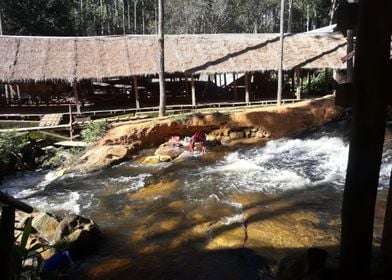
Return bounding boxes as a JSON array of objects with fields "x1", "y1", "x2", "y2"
[
  {"x1": 127, "y1": 180, "x2": 180, "y2": 202},
  {"x1": 72, "y1": 95, "x2": 341, "y2": 173},
  {"x1": 72, "y1": 145, "x2": 128, "y2": 173},
  {"x1": 154, "y1": 141, "x2": 187, "y2": 159},
  {"x1": 31, "y1": 212, "x2": 60, "y2": 243},
  {"x1": 16, "y1": 211, "x2": 101, "y2": 260}
]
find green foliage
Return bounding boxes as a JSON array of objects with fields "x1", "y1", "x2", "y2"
[
  {"x1": 2, "y1": 0, "x2": 76, "y2": 36},
  {"x1": 41, "y1": 147, "x2": 84, "y2": 169},
  {"x1": 303, "y1": 69, "x2": 334, "y2": 94},
  {"x1": 81, "y1": 121, "x2": 108, "y2": 144},
  {"x1": 0, "y1": 131, "x2": 27, "y2": 167},
  {"x1": 1, "y1": 0, "x2": 345, "y2": 36}
]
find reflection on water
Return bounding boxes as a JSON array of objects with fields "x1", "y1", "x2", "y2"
[{"x1": 1, "y1": 121, "x2": 391, "y2": 278}]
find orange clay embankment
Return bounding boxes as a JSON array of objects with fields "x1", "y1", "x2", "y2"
[{"x1": 71, "y1": 95, "x2": 343, "y2": 173}]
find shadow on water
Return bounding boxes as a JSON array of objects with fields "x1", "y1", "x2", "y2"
[{"x1": 68, "y1": 184, "x2": 351, "y2": 280}]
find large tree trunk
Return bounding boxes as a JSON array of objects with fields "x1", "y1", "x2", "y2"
[
  {"x1": 133, "y1": 0, "x2": 138, "y2": 33},
  {"x1": 329, "y1": 0, "x2": 337, "y2": 25},
  {"x1": 277, "y1": 0, "x2": 285, "y2": 106},
  {"x1": 340, "y1": 0, "x2": 390, "y2": 278},
  {"x1": 287, "y1": 0, "x2": 294, "y2": 33},
  {"x1": 158, "y1": 0, "x2": 166, "y2": 117},
  {"x1": 122, "y1": 0, "x2": 126, "y2": 34},
  {"x1": 0, "y1": 0, "x2": 3, "y2": 35},
  {"x1": 142, "y1": 0, "x2": 145, "y2": 34}
]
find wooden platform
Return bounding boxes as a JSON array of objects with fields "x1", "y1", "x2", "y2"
[{"x1": 39, "y1": 114, "x2": 63, "y2": 127}]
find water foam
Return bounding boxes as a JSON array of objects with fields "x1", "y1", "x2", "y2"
[
  {"x1": 27, "y1": 191, "x2": 81, "y2": 214},
  {"x1": 201, "y1": 136, "x2": 352, "y2": 193}
]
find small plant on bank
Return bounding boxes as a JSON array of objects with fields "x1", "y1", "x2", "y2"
[
  {"x1": 81, "y1": 121, "x2": 108, "y2": 144},
  {"x1": 0, "y1": 131, "x2": 28, "y2": 168},
  {"x1": 41, "y1": 147, "x2": 84, "y2": 169}
]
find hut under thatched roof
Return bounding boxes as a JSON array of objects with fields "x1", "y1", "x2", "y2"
[{"x1": 0, "y1": 33, "x2": 347, "y2": 84}]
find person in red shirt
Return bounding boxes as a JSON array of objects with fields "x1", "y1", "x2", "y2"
[{"x1": 189, "y1": 131, "x2": 207, "y2": 154}]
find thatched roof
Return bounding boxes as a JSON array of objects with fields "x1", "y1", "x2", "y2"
[{"x1": 0, "y1": 33, "x2": 347, "y2": 83}]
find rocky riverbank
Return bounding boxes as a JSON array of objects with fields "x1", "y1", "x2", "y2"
[{"x1": 71, "y1": 95, "x2": 343, "y2": 173}]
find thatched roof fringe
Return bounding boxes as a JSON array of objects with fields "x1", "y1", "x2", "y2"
[{"x1": 0, "y1": 33, "x2": 347, "y2": 84}]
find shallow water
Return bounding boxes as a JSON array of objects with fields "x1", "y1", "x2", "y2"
[{"x1": 1, "y1": 121, "x2": 391, "y2": 279}]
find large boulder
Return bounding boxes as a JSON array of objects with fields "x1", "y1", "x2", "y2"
[
  {"x1": 16, "y1": 211, "x2": 101, "y2": 260},
  {"x1": 154, "y1": 141, "x2": 187, "y2": 160},
  {"x1": 31, "y1": 212, "x2": 60, "y2": 243},
  {"x1": 73, "y1": 145, "x2": 129, "y2": 173}
]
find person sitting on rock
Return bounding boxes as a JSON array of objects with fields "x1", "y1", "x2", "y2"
[{"x1": 189, "y1": 131, "x2": 207, "y2": 154}]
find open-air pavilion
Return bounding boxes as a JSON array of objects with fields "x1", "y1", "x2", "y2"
[{"x1": 0, "y1": 33, "x2": 347, "y2": 117}]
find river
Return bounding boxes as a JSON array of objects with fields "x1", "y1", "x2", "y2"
[{"x1": 1, "y1": 121, "x2": 391, "y2": 279}]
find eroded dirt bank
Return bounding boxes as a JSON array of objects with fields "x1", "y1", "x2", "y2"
[{"x1": 72, "y1": 95, "x2": 342, "y2": 172}]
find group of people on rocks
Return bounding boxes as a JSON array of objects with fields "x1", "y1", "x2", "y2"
[{"x1": 170, "y1": 131, "x2": 207, "y2": 154}]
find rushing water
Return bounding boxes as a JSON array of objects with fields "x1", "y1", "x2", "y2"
[{"x1": 1, "y1": 121, "x2": 391, "y2": 279}]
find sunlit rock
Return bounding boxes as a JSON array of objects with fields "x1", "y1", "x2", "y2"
[{"x1": 127, "y1": 180, "x2": 180, "y2": 202}]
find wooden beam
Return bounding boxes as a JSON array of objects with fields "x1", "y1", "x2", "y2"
[
  {"x1": 340, "y1": 0, "x2": 390, "y2": 278},
  {"x1": 224, "y1": 73, "x2": 227, "y2": 87},
  {"x1": 245, "y1": 72, "x2": 250, "y2": 104},
  {"x1": 133, "y1": 76, "x2": 140, "y2": 109},
  {"x1": 191, "y1": 76, "x2": 196, "y2": 106}
]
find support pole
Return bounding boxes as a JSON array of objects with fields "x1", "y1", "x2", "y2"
[
  {"x1": 0, "y1": 206, "x2": 16, "y2": 280},
  {"x1": 16, "y1": 85, "x2": 21, "y2": 100},
  {"x1": 158, "y1": 0, "x2": 166, "y2": 117},
  {"x1": 245, "y1": 72, "x2": 250, "y2": 104},
  {"x1": 277, "y1": 0, "x2": 285, "y2": 106},
  {"x1": 191, "y1": 76, "x2": 196, "y2": 106},
  {"x1": 224, "y1": 73, "x2": 227, "y2": 87},
  {"x1": 73, "y1": 81, "x2": 81, "y2": 115},
  {"x1": 68, "y1": 104, "x2": 73, "y2": 141},
  {"x1": 295, "y1": 68, "x2": 302, "y2": 100},
  {"x1": 340, "y1": 0, "x2": 390, "y2": 278},
  {"x1": 133, "y1": 76, "x2": 140, "y2": 109},
  {"x1": 233, "y1": 73, "x2": 238, "y2": 100},
  {"x1": 5, "y1": 84, "x2": 9, "y2": 103}
]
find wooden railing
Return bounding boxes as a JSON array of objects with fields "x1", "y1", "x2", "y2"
[{"x1": 0, "y1": 191, "x2": 33, "y2": 280}]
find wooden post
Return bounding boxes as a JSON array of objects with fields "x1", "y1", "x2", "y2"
[
  {"x1": 277, "y1": 0, "x2": 285, "y2": 106},
  {"x1": 4, "y1": 84, "x2": 9, "y2": 103},
  {"x1": 16, "y1": 85, "x2": 21, "y2": 100},
  {"x1": 9, "y1": 84, "x2": 16, "y2": 100},
  {"x1": 158, "y1": 0, "x2": 166, "y2": 117},
  {"x1": 68, "y1": 104, "x2": 73, "y2": 141},
  {"x1": 214, "y1": 74, "x2": 217, "y2": 84},
  {"x1": 133, "y1": 76, "x2": 140, "y2": 109},
  {"x1": 340, "y1": 0, "x2": 390, "y2": 278},
  {"x1": 307, "y1": 71, "x2": 311, "y2": 93},
  {"x1": 224, "y1": 73, "x2": 227, "y2": 87},
  {"x1": 73, "y1": 81, "x2": 81, "y2": 115},
  {"x1": 0, "y1": 206, "x2": 16, "y2": 280},
  {"x1": 295, "y1": 68, "x2": 302, "y2": 100},
  {"x1": 245, "y1": 72, "x2": 250, "y2": 104},
  {"x1": 233, "y1": 73, "x2": 238, "y2": 100},
  {"x1": 191, "y1": 76, "x2": 196, "y2": 106}
]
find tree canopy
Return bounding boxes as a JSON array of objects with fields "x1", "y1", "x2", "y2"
[{"x1": 0, "y1": 0, "x2": 344, "y2": 36}]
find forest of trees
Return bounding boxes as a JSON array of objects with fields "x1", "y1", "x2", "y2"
[{"x1": 0, "y1": 0, "x2": 343, "y2": 36}]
